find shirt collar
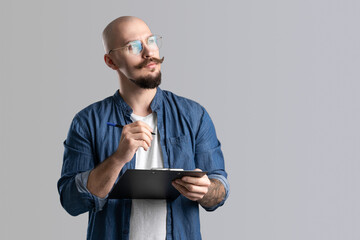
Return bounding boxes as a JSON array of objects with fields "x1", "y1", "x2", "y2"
[
  {"x1": 112, "y1": 87, "x2": 163, "y2": 115},
  {"x1": 150, "y1": 87, "x2": 163, "y2": 112}
]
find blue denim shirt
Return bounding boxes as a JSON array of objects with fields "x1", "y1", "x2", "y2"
[{"x1": 57, "y1": 88, "x2": 229, "y2": 240}]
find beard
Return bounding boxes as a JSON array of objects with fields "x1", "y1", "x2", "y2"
[{"x1": 129, "y1": 71, "x2": 162, "y2": 89}]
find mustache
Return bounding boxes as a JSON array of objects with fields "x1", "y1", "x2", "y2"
[{"x1": 134, "y1": 57, "x2": 165, "y2": 69}]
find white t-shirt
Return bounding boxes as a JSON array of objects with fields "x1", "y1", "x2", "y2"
[{"x1": 129, "y1": 112, "x2": 167, "y2": 240}]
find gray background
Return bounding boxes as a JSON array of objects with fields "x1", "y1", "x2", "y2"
[{"x1": 1, "y1": 0, "x2": 359, "y2": 239}]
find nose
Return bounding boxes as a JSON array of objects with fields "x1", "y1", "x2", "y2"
[{"x1": 142, "y1": 42, "x2": 155, "y2": 58}]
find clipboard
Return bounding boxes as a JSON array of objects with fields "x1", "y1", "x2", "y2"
[{"x1": 108, "y1": 169, "x2": 207, "y2": 200}]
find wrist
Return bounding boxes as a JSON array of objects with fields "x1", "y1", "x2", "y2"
[{"x1": 109, "y1": 152, "x2": 127, "y2": 167}]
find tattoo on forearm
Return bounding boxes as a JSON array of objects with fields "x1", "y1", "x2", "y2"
[{"x1": 198, "y1": 179, "x2": 226, "y2": 208}]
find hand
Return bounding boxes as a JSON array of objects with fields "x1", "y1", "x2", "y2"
[
  {"x1": 172, "y1": 168, "x2": 211, "y2": 201},
  {"x1": 112, "y1": 121, "x2": 154, "y2": 164}
]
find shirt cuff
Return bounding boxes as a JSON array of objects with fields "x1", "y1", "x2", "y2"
[
  {"x1": 202, "y1": 174, "x2": 230, "y2": 211},
  {"x1": 75, "y1": 170, "x2": 108, "y2": 211}
]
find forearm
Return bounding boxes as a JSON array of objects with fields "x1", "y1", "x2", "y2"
[
  {"x1": 87, "y1": 153, "x2": 126, "y2": 198},
  {"x1": 198, "y1": 179, "x2": 226, "y2": 208}
]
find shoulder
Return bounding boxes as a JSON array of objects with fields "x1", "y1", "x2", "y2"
[
  {"x1": 161, "y1": 89, "x2": 206, "y2": 115},
  {"x1": 160, "y1": 89, "x2": 213, "y2": 135},
  {"x1": 72, "y1": 95, "x2": 114, "y2": 128}
]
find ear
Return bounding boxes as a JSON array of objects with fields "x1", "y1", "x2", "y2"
[{"x1": 104, "y1": 54, "x2": 119, "y2": 70}]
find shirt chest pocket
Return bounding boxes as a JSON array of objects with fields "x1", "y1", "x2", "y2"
[{"x1": 166, "y1": 135, "x2": 195, "y2": 170}]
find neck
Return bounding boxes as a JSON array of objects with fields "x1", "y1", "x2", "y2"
[{"x1": 118, "y1": 73, "x2": 157, "y2": 117}]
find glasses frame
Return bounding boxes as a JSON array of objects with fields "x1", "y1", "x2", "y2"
[{"x1": 108, "y1": 35, "x2": 162, "y2": 55}]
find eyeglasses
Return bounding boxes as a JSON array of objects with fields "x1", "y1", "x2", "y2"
[{"x1": 108, "y1": 35, "x2": 162, "y2": 55}]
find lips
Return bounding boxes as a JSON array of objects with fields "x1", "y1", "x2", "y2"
[{"x1": 145, "y1": 62, "x2": 157, "y2": 68}]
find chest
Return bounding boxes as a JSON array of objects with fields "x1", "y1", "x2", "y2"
[{"x1": 93, "y1": 114, "x2": 196, "y2": 171}]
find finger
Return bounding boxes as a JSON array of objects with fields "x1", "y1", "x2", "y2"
[
  {"x1": 172, "y1": 182, "x2": 199, "y2": 200},
  {"x1": 175, "y1": 180, "x2": 208, "y2": 195},
  {"x1": 127, "y1": 137, "x2": 150, "y2": 152},
  {"x1": 127, "y1": 125, "x2": 154, "y2": 140},
  {"x1": 172, "y1": 182, "x2": 204, "y2": 201},
  {"x1": 132, "y1": 121, "x2": 154, "y2": 133},
  {"x1": 181, "y1": 175, "x2": 210, "y2": 186},
  {"x1": 137, "y1": 139, "x2": 150, "y2": 151},
  {"x1": 131, "y1": 133, "x2": 152, "y2": 148},
  {"x1": 122, "y1": 133, "x2": 151, "y2": 150}
]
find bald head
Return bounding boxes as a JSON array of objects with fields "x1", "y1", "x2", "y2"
[{"x1": 102, "y1": 16, "x2": 152, "y2": 54}]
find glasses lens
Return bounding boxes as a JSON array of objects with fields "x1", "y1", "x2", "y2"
[
  {"x1": 128, "y1": 40, "x2": 142, "y2": 55},
  {"x1": 124, "y1": 36, "x2": 162, "y2": 55},
  {"x1": 147, "y1": 36, "x2": 162, "y2": 50}
]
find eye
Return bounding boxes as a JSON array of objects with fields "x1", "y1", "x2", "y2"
[
  {"x1": 129, "y1": 41, "x2": 142, "y2": 53},
  {"x1": 148, "y1": 36, "x2": 156, "y2": 45}
]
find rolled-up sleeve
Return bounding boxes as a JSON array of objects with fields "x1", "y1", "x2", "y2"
[
  {"x1": 57, "y1": 115, "x2": 107, "y2": 216},
  {"x1": 203, "y1": 174, "x2": 230, "y2": 211},
  {"x1": 75, "y1": 170, "x2": 108, "y2": 211},
  {"x1": 194, "y1": 107, "x2": 230, "y2": 211}
]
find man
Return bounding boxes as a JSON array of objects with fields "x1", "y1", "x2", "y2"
[{"x1": 58, "y1": 16, "x2": 229, "y2": 240}]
